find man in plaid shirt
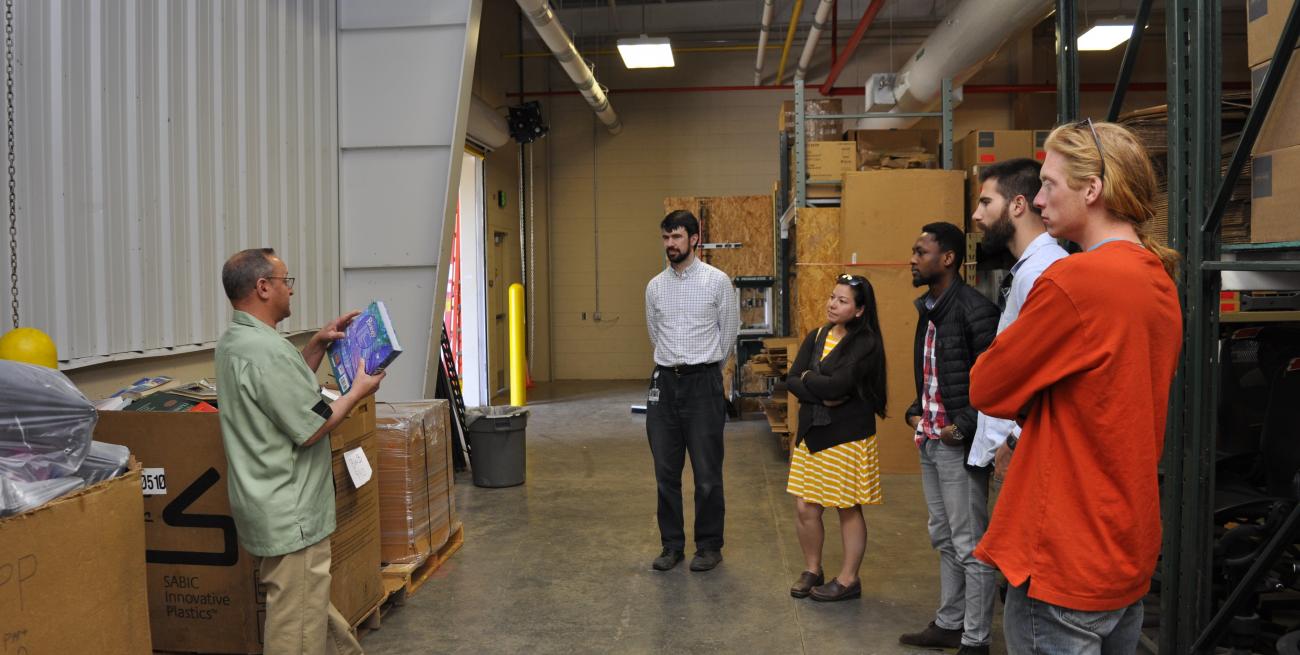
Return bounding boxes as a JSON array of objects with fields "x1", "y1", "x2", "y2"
[
  {"x1": 644, "y1": 210, "x2": 740, "y2": 574},
  {"x1": 900, "y1": 222, "x2": 1000, "y2": 655}
]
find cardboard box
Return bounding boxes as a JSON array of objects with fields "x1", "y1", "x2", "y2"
[
  {"x1": 1249, "y1": 0, "x2": 1296, "y2": 68},
  {"x1": 847, "y1": 129, "x2": 940, "y2": 169},
  {"x1": 376, "y1": 401, "x2": 458, "y2": 566},
  {"x1": 1032, "y1": 130, "x2": 1051, "y2": 162},
  {"x1": 95, "y1": 396, "x2": 378, "y2": 654},
  {"x1": 329, "y1": 429, "x2": 384, "y2": 627},
  {"x1": 806, "y1": 141, "x2": 858, "y2": 181},
  {"x1": 841, "y1": 170, "x2": 966, "y2": 474},
  {"x1": 1251, "y1": 56, "x2": 1300, "y2": 153},
  {"x1": 780, "y1": 99, "x2": 843, "y2": 143},
  {"x1": 1251, "y1": 144, "x2": 1300, "y2": 242},
  {"x1": 956, "y1": 130, "x2": 1035, "y2": 171},
  {"x1": 0, "y1": 463, "x2": 152, "y2": 654}
]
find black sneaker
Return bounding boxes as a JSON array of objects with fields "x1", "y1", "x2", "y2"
[
  {"x1": 956, "y1": 645, "x2": 990, "y2": 655},
  {"x1": 899, "y1": 621, "x2": 963, "y2": 648},
  {"x1": 689, "y1": 549, "x2": 723, "y2": 572},
  {"x1": 652, "y1": 548, "x2": 684, "y2": 571}
]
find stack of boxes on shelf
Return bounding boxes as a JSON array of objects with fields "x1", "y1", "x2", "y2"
[{"x1": 1247, "y1": 0, "x2": 1300, "y2": 243}]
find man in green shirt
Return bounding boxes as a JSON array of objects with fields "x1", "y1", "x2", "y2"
[{"x1": 215, "y1": 248, "x2": 384, "y2": 655}]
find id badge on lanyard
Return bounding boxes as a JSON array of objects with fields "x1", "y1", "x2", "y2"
[{"x1": 648, "y1": 370, "x2": 661, "y2": 404}]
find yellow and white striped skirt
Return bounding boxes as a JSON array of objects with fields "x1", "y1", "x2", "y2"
[{"x1": 786, "y1": 436, "x2": 883, "y2": 508}]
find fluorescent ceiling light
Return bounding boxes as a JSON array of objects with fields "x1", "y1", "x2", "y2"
[
  {"x1": 1077, "y1": 19, "x2": 1135, "y2": 51},
  {"x1": 617, "y1": 35, "x2": 675, "y2": 69}
]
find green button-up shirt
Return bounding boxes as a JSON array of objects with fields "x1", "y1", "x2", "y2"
[{"x1": 215, "y1": 310, "x2": 332, "y2": 557}]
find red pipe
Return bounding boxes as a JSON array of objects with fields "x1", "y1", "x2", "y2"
[
  {"x1": 506, "y1": 81, "x2": 1250, "y2": 99},
  {"x1": 819, "y1": 0, "x2": 887, "y2": 96}
]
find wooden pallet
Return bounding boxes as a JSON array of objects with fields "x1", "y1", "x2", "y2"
[{"x1": 355, "y1": 524, "x2": 465, "y2": 640}]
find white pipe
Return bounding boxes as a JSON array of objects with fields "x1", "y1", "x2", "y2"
[
  {"x1": 754, "y1": 0, "x2": 775, "y2": 85},
  {"x1": 794, "y1": 0, "x2": 835, "y2": 81},
  {"x1": 856, "y1": 0, "x2": 1053, "y2": 129},
  {"x1": 517, "y1": 0, "x2": 623, "y2": 134}
]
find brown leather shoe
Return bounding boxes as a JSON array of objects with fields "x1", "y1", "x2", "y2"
[
  {"x1": 810, "y1": 577, "x2": 861, "y2": 602},
  {"x1": 789, "y1": 571, "x2": 825, "y2": 598},
  {"x1": 899, "y1": 621, "x2": 964, "y2": 648}
]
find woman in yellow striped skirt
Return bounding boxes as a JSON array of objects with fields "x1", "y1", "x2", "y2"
[{"x1": 785, "y1": 274, "x2": 887, "y2": 602}]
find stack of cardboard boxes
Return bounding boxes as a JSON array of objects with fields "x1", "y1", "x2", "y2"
[
  {"x1": 375, "y1": 401, "x2": 460, "y2": 567},
  {"x1": 94, "y1": 397, "x2": 384, "y2": 654},
  {"x1": 1248, "y1": 0, "x2": 1300, "y2": 243}
]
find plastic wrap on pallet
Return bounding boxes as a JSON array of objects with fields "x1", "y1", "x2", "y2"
[
  {"x1": 0, "y1": 360, "x2": 97, "y2": 483},
  {"x1": 376, "y1": 400, "x2": 456, "y2": 566}
]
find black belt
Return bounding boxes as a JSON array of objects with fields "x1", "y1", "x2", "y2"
[{"x1": 657, "y1": 362, "x2": 719, "y2": 375}]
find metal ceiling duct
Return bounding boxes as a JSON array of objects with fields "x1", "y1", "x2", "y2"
[
  {"x1": 517, "y1": 0, "x2": 623, "y2": 134},
  {"x1": 856, "y1": 0, "x2": 1054, "y2": 129}
]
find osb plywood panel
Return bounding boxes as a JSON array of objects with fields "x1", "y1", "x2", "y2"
[
  {"x1": 841, "y1": 170, "x2": 965, "y2": 475},
  {"x1": 792, "y1": 208, "x2": 843, "y2": 338},
  {"x1": 700, "y1": 195, "x2": 775, "y2": 278}
]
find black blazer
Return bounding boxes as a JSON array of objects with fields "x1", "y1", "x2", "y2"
[{"x1": 786, "y1": 325, "x2": 882, "y2": 453}]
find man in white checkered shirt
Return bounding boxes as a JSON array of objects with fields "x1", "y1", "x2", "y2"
[{"x1": 644, "y1": 210, "x2": 739, "y2": 574}]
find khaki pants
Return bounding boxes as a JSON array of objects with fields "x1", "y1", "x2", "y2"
[{"x1": 259, "y1": 537, "x2": 364, "y2": 655}]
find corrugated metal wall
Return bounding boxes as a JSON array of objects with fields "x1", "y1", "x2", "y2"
[{"x1": 3, "y1": 0, "x2": 339, "y2": 366}]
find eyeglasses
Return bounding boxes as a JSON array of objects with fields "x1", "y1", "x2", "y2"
[
  {"x1": 1076, "y1": 117, "x2": 1107, "y2": 181},
  {"x1": 264, "y1": 276, "x2": 296, "y2": 290}
]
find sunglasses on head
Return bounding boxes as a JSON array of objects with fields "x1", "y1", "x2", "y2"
[
  {"x1": 837, "y1": 274, "x2": 864, "y2": 287},
  {"x1": 1074, "y1": 117, "x2": 1107, "y2": 181}
]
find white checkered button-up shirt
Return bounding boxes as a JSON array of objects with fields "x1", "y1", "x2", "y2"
[{"x1": 645, "y1": 257, "x2": 740, "y2": 367}]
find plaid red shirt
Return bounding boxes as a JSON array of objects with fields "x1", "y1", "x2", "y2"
[{"x1": 914, "y1": 320, "x2": 947, "y2": 446}]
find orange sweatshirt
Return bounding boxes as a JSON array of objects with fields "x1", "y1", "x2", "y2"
[{"x1": 971, "y1": 241, "x2": 1182, "y2": 611}]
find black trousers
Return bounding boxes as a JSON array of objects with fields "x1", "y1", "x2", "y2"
[{"x1": 645, "y1": 364, "x2": 727, "y2": 551}]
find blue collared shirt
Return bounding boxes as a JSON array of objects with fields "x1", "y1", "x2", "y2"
[{"x1": 968, "y1": 232, "x2": 1070, "y2": 467}]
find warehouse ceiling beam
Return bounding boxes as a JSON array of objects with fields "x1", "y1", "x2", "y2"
[
  {"x1": 1105, "y1": 0, "x2": 1153, "y2": 121},
  {"x1": 754, "y1": 0, "x2": 775, "y2": 84},
  {"x1": 818, "y1": 0, "x2": 887, "y2": 95},
  {"x1": 517, "y1": 0, "x2": 623, "y2": 134},
  {"x1": 775, "y1": 0, "x2": 805, "y2": 84},
  {"x1": 793, "y1": 0, "x2": 835, "y2": 81}
]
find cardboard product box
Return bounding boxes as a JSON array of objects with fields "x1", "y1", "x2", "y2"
[
  {"x1": 780, "y1": 98, "x2": 843, "y2": 143},
  {"x1": 847, "y1": 129, "x2": 940, "y2": 169},
  {"x1": 375, "y1": 401, "x2": 458, "y2": 566},
  {"x1": 94, "y1": 396, "x2": 377, "y2": 654},
  {"x1": 1032, "y1": 130, "x2": 1051, "y2": 162},
  {"x1": 806, "y1": 141, "x2": 858, "y2": 181},
  {"x1": 328, "y1": 429, "x2": 384, "y2": 627},
  {"x1": 788, "y1": 149, "x2": 843, "y2": 199},
  {"x1": 1249, "y1": 0, "x2": 1296, "y2": 68},
  {"x1": 1251, "y1": 56, "x2": 1300, "y2": 153},
  {"x1": 0, "y1": 463, "x2": 152, "y2": 654},
  {"x1": 955, "y1": 130, "x2": 1035, "y2": 171},
  {"x1": 1251, "y1": 144, "x2": 1300, "y2": 242}
]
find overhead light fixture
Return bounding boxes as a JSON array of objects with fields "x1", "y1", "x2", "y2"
[
  {"x1": 617, "y1": 35, "x2": 675, "y2": 69},
  {"x1": 1077, "y1": 18, "x2": 1135, "y2": 51}
]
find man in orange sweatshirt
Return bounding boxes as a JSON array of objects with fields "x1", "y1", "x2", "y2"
[{"x1": 969, "y1": 120, "x2": 1182, "y2": 653}]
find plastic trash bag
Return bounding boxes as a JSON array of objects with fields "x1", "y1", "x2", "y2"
[
  {"x1": 74, "y1": 440, "x2": 131, "y2": 485},
  {"x1": 0, "y1": 476, "x2": 86, "y2": 517},
  {"x1": 0, "y1": 360, "x2": 97, "y2": 483}
]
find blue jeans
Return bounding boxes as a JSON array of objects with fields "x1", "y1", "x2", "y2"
[
  {"x1": 1004, "y1": 582, "x2": 1144, "y2": 655},
  {"x1": 918, "y1": 439, "x2": 997, "y2": 647}
]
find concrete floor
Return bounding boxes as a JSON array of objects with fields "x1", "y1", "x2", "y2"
[{"x1": 363, "y1": 380, "x2": 1006, "y2": 655}]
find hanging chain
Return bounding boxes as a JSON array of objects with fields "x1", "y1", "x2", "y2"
[
  {"x1": 527, "y1": 143, "x2": 535, "y2": 373},
  {"x1": 6, "y1": 0, "x2": 17, "y2": 329}
]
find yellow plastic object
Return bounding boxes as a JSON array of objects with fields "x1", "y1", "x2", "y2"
[
  {"x1": 508, "y1": 283, "x2": 527, "y2": 406},
  {"x1": 0, "y1": 327, "x2": 58, "y2": 369}
]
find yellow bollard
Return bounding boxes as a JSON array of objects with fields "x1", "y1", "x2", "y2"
[{"x1": 508, "y1": 283, "x2": 527, "y2": 406}]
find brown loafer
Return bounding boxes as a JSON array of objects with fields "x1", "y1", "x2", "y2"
[
  {"x1": 810, "y1": 577, "x2": 861, "y2": 602},
  {"x1": 789, "y1": 570, "x2": 825, "y2": 598}
]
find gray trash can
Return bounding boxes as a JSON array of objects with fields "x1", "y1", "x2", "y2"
[{"x1": 466, "y1": 405, "x2": 528, "y2": 488}]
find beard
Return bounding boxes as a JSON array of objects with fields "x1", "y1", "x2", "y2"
[
  {"x1": 666, "y1": 246, "x2": 690, "y2": 264},
  {"x1": 981, "y1": 207, "x2": 1016, "y2": 254},
  {"x1": 911, "y1": 270, "x2": 931, "y2": 288}
]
